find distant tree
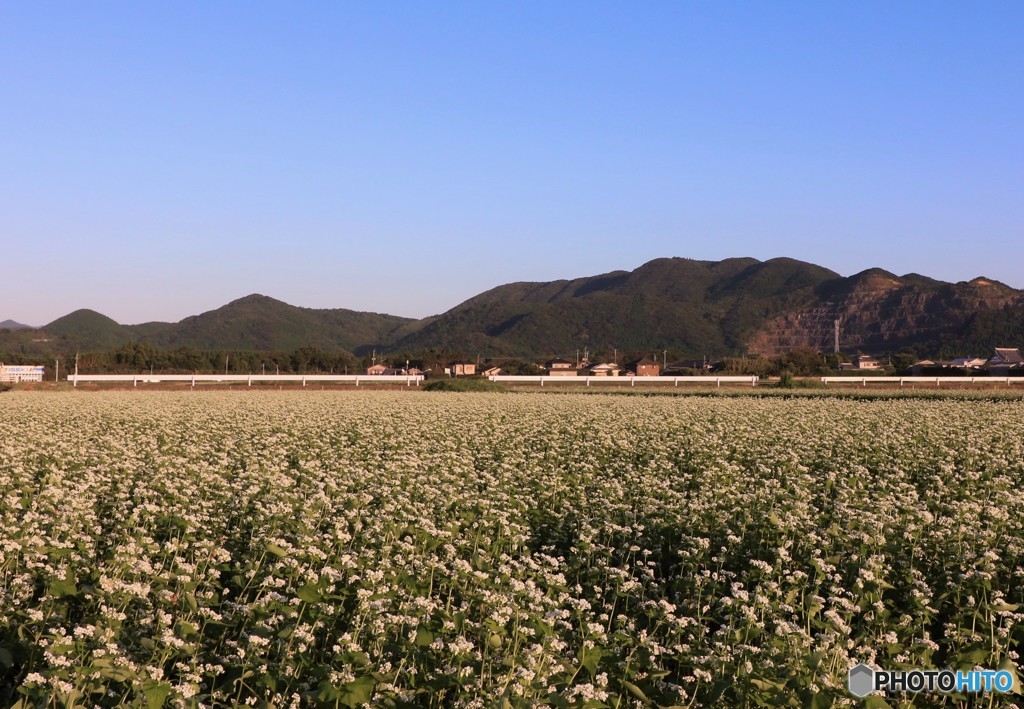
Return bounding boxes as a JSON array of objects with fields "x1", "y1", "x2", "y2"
[
  {"x1": 175, "y1": 347, "x2": 205, "y2": 372},
  {"x1": 491, "y1": 359, "x2": 543, "y2": 375},
  {"x1": 777, "y1": 348, "x2": 830, "y2": 376},
  {"x1": 716, "y1": 357, "x2": 775, "y2": 377},
  {"x1": 291, "y1": 347, "x2": 332, "y2": 373},
  {"x1": 890, "y1": 351, "x2": 918, "y2": 373}
]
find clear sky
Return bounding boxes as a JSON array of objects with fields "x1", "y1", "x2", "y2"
[{"x1": 3, "y1": 3, "x2": 1022, "y2": 325}]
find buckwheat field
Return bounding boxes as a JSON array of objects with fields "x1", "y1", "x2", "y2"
[{"x1": 1, "y1": 391, "x2": 1022, "y2": 707}]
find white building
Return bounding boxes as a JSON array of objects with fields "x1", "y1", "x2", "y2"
[
  {"x1": 852, "y1": 355, "x2": 880, "y2": 370},
  {"x1": 588, "y1": 362, "x2": 623, "y2": 376},
  {"x1": 0, "y1": 364, "x2": 45, "y2": 382}
]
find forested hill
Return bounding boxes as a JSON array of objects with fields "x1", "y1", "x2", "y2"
[
  {"x1": 391, "y1": 257, "x2": 841, "y2": 356},
  {"x1": 4, "y1": 257, "x2": 1024, "y2": 359},
  {"x1": 389, "y1": 257, "x2": 1024, "y2": 357},
  {"x1": 1, "y1": 296, "x2": 415, "y2": 357}
]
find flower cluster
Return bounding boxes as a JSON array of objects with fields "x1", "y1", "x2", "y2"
[{"x1": 1, "y1": 391, "x2": 1022, "y2": 706}]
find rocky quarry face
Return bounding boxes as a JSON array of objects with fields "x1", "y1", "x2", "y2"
[{"x1": 747, "y1": 274, "x2": 1023, "y2": 355}]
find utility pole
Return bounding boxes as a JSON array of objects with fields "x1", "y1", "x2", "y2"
[
  {"x1": 834, "y1": 318, "x2": 841, "y2": 354},
  {"x1": 225, "y1": 354, "x2": 229, "y2": 375},
  {"x1": 54, "y1": 358, "x2": 59, "y2": 383}
]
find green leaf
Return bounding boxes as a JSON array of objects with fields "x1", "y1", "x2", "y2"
[
  {"x1": 621, "y1": 680, "x2": 648, "y2": 701},
  {"x1": 808, "y1": 692, "x2": 833, "y2": 709},
  {"x1": 862, "y1": 696, "x2": 892, "y2": 708},
  {"x1": 960, "y1": 646, "x2": 989, "y2": 666},
  {"x1": 339, "y1": 675, "x2": 376, "y2": 708},
  {"x1": 184, "y1": 592, "x2": 199, "y2": 613},
  {"x1": 579, "y1": 647, "x2": 603, "y2": 677},
  {"x1": 50, "y1": 576, "x2": 78, "y2": 598},
  {"x1": 317, "y1": 680, "x2": 340, "y2": 702},
  {"x1": 297, "y1": 584, "x2": 321, "y2": 604},
  {"x1": 999, "y1": 657, "x2": 1021, "y2": 694},
  {"x1": 0, "y1": 648, "x2": 12, "y2": 668},
  {"x1": 142, "y1": 682, "x2": 171, "y2": 709},
  {"x1": 415, "y1": 627, "x2": 434, "y2": 647},
  {"x1": 807, "y1": 651, "x2": 826, "y2": 670},
  {"x1": 992, "y1": 603, "x2": 1020, "y2": 612},
  {"x1": 99, "y1": 665, "x2": 136, "y2": 682},
  {"x1": 266, "y1": 543, "x2": 289, "y2": 558}
]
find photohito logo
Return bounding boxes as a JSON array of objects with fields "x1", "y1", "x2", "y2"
[{"x1": 848, "y1": 663, "x2": 1014, "y2": 697}]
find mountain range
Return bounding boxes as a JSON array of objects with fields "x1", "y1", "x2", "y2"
[{"x1": 3, "y1": 257, "x2": 1023, "y2": 359}]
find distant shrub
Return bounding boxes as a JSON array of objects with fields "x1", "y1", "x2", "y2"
[
  {"x1": 774, "y1": 371, "x2": 825, "y2": 389},
  {"x1": 423, "y1": 378, "x2": 507, "y2": 393}
]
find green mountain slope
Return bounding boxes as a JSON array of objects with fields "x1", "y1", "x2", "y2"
[
  {"x1": 0, "y1": 296, "x2": 414, "y2": 356},
  {"x1": 45, "y1": 310, "x2": 136, "y2": 349},
  {"x1": 139, "y1": 294, "x2": 413, "y2": 353},
  {"x1": 392, "y1": 257, "x2": 842, "y2": 356}
]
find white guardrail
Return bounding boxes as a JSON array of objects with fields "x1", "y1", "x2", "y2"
[
  {"x1": 67, "y1": 374, "x2": 423, "y2": 387},
  {"x1": 489, "y1": 375, "x2": 759, "y2": 387},
  {"x1": 820, "y1": 376, "x2": 1024, "y2": 386}
]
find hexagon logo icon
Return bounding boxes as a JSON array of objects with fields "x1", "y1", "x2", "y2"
[{"x1": 848, "y1": 663, "x2": 875, "y2": 698}]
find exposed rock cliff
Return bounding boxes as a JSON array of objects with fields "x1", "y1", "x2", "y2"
[{"x1": 747, "y1": 271, "x2": 1023, "y2": 355}]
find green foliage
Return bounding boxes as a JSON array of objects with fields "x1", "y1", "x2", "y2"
[
  {"x1": 717, "y1": 356, "x2": 776, "y2": 377},
  {"x1": 1, "y1": 344, "x2": 360, "y2": 376},
  {"x1": 956, "y1": 303, "x2": 1024, "y2": 353},
  {"x1": 423, "y1": 378, "x2": 507, "y2": 392},
  {"x1": 44, "y1": 309, "x2": 134, "y2": 349},
  {"x1": 394, "y1": 257, "x2": 838, "y2": 357},
  {"x1": 775, "y1": 348, "x2": 833, "y2": 375},
  {"x1": 0, "y1": 295, "x2": 414, "y2": 356},
  {"x1": 149, "y1": 294, "x2": 413, "y2": 354},
  {"x1": 774, "y1": 371, "x2": 826, "y2": 389},
  {"x1": 486, "y1": 359, "x2": 545, "y2": 375}
]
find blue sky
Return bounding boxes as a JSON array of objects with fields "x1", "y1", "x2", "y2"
[{"x1": 3, "y1": 3, "x2": 1022, "y2": 325}]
